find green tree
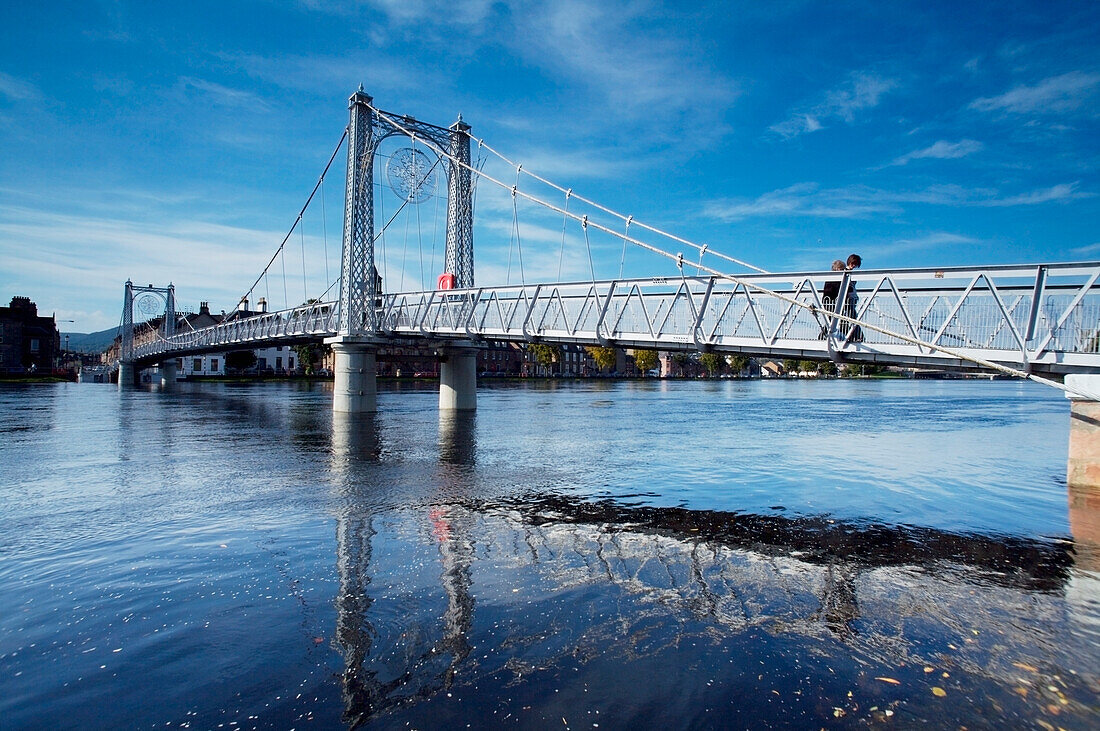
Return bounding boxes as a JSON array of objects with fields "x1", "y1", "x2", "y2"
[
  {"x1": 293, "y1": 344, "x2": 314, "y2": 374},
  {"x1": 671, "y1": 352, "x2": 693, "y2": 377},
  {"x1": 726, "y1": 354, "x2": 750, "y2": 376},
  {"x1": 699, "y1": 352, "x2": 724, "y2": 376},
  {"x1": 585, "y1": 345, "x2": 618, "y2": 372},
  {"x1": 818, "y1": 360, "x2": 838, "y2": 377},
  {"x1": 292, "y1": 342, "x2": 331, "y2": 375},
  {"x1": 798, "y1": 359, "x2": 817, "y2": 375},
  {"x1": 782, "y1": 358, "x2": 799, "y2": 375},
  {"x1": 633, "y1": 348, "x2": 658, "y2": 374},
  {"x1": 527, "y1": 343, "x2": 561, "y2": 372}
]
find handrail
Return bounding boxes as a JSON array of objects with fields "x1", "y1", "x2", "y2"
[{"x1": 123, "y1": 262, "x2": 1100, "y2": 377}]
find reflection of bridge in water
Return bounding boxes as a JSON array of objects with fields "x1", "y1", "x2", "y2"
[{"x1": 327, "y1": 412, "x2": 1091, "y2": 727}]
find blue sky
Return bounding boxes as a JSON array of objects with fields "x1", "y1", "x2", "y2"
[{"x1": 1, "y1": 1, "x2": 1097, "y2": 333}]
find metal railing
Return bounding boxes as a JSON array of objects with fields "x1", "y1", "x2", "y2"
[
  {"x1": 131, "y1": 300, "x2": 338, "y2": 361},
  {"x1": 129, "y1": 262, "x2": 1100, "y2": 375}
]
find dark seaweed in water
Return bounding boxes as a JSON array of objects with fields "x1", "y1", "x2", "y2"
[{"x1": 500, "y1": 494, "x2": 1076, "y2": 592}]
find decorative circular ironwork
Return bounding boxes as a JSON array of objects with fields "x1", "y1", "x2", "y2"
[
  {"x1": 136, "y1": 293, "x2": 162, "y2": 316},
  {"x1": 386, "y1": 147, "x2": 436, "y2": 204}
]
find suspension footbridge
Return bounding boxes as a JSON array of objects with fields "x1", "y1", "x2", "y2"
[{"x1": 115, "y1": 88, "x2": 1100, "y2": 414}]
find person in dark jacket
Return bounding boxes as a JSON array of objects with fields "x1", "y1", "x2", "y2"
[
  {"x1": 822, "y1": 259, "x2": 846, "y2": 308},
  {"x1": 819, "y1": 260, "x2": 847, "y2": 339},
  {"x1": 842, "y1": 254, "x2": 863, "y2": 341}
]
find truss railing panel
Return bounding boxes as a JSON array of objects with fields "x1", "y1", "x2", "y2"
[{"x1": 128, "y1": 263, "x2": 1100, "y2": 375}]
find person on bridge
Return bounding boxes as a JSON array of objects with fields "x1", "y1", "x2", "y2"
[
  {"x1": 819, "y1": 260, "x2": 847, "y2": 339},
  {"x1": 843, "y1": 254, "x2": 863, "y2": 342},
  {"x1": 822, "y1": 259, "x2": 846, "y2": 308}
]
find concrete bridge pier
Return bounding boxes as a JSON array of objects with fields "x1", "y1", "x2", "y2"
[
  {"x1": 328, "y1": 338, "x2": 378, "y2": 413},
  {"x1": 117, "y1": 361, "x2": 136, "y2": 388},
  {"x1": 159, "y1": 360, "x2": 178, "y2": 388},
  {"x1": 438, "y1": 346, "x2": 478, "y2": 411},
  {"x1": 1067, "y1": 375, "x2": 1100, "y2": 490},
  {"x1": 1066, "y1": 374, "x2": 1100, "y2": 570}
]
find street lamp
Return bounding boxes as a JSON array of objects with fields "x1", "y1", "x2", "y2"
[{"x1": 57, "y1": 320, "x2": 75, "y2": 369}]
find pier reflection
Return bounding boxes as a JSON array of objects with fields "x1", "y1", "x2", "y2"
[
  {"x1": 431, "y1": 410, "x2": 476, "y2": 686},
  {"x1": 331, "y1": 410, "x2": 479, "y2": 727},
  {"x1": 1068, "y1": 482, "x2": 1100, "y2": 572},
  {"x1": 327, "y1": 409, "x2": 1081, "y2": 727},
  {"x1": 330, "y1": 413, "x2": 383, "y2": 728},
  {"x1": 437, "y1": 411, "x2": 476, "y2": 466}
]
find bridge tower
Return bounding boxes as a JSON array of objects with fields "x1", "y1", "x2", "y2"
[
  {"x1": 445, "y1": 116, "x2": 474, "y2": 289},
  {"x1": 328, "y1": 87, "x2": 478, "y2": 412},
  {"x1": 118, "y1": 280, "x2": 176, "y2": 388}
]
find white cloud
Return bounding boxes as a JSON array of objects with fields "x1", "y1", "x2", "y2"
[
  {"x1": 510, "y1": 1, "x2": 739, "y2": 119},
  {"x1": 970, "y1": 71, "x2": 1100, "y2": 115},
  {"x1": 769, "y1": 114, "x2": 822, "y2": 139},
  {"x1": 354, "y1": 0, "x2": 495, "y2": 25},
  {"x1": 704, "y1": 183, "x2": 892, "y2": 221},
  {"x1": 300, "y1": 0, "x2": 495, "y2": 26},
  {"x1": 891, "y1": 139, "x2": 983, "y2": 166},
  {"x1": 789, "y1": 231, "x2": 981, "y2": 268},
  {"x1": 304, "y1": 1, "x2": 739, "y2": 126},
  {"x1": 478, "y1": 144, "x2": 648, "y2": 184},
  {"x1": 178, "y1": 77, "x2": 272, "y2": 110},
  {"x1": 771, "y1": 72, "x2": 897, "y2": 139},
  {"x1": 983, "y1": 182, "x2": 1090, "y2": 206},
  {"x1": 704, "y1": 181, "x2": 1091, "y2": 221},
  {"x1": 226, "y1": 52, "x2": 413, "y2": 97},
  {"x1": 1070, "y1": 242, "x2": 1100, "y2": 258},
  {"x1": 0, "y1": 204, "x2": 340, "y2": 331},
  {"x1": 883, "y1": 232, "x2": 978, "y2": 253},
  {"x1": 0, "y1": 71, "x2": 39, "y2": 102}
]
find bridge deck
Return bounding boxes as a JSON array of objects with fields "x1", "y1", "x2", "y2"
[{"x1": 130, "y1": 262, "x2": 1100, "y2": 376}]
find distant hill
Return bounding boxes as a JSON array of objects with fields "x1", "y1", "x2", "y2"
[{"x1": 63, "y1": 327, "x2": 118, "y2": 354}]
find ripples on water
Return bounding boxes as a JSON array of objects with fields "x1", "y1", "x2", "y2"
[{"x1": 1, "y1": 378, "x2": 1097, "y2": 729}]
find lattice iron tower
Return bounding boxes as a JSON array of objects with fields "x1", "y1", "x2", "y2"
[
  {"x1": 337, "y1": 88, "x2": 474, "y2": 337},
  {"x1": 119, "y1": 280, "x2": 176, "y2": 363},
  {"x1": 338, "y1": 89, "x2": 376, "y2": 337},
  {"x1": 446, "y1": 117, "x2": 474, "y2": 289}
]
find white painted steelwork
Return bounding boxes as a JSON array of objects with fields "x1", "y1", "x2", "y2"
[
  {"x1": 131, "y1": 300, "x2": 338, "y2": 362},
  {"x1": 129, "y1": 262, "x2": 1100, "y2": 377}
]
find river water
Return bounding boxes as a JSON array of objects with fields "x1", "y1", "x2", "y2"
[{"x1": 1, "y1": 378, "x2": 1098, "y2": 728}]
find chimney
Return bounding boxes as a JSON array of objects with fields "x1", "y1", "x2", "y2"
[
  {"x1": 258, "y1": 297, "x2": 267, "y2": 313},
  {"x1": 239, "y1": 297, "x2": 249, "y2": 312},
  {"x1": 199, "y1": 301, "x2": 210, "y2": 315},
  {"x1": 9, "y1": 296, "x2": 35, "y2": 315}
]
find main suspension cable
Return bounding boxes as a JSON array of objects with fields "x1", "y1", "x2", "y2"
[
  {"x1": 472, "y1": 136, "x2": 768, "y2": 275},
  {"x1": 237, "y1": 128, "x2": 348, "y2": 314}
]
